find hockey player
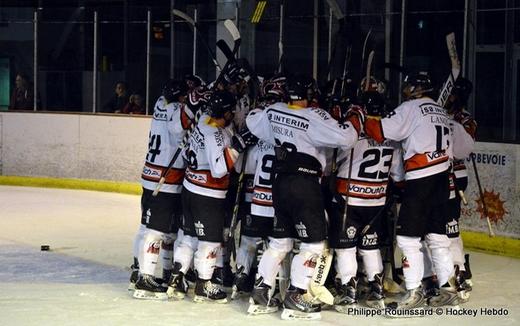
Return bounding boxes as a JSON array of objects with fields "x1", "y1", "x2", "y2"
[
  {"x1": 447, "y1": 77, "x2": 476, "y2": 290},
  {"x1": 233, "y1": 77, "x2": 286, "y2": 299},
  {"x1": 246, "y1": 75, "x2": 362, "y2": 320},
  {"x1": 364, "y1": 73, "x2": 455, "y2": 312},
  {"x1": 170, "y1": 90, "x2": 256, "y2": 303},
  {"x1": 132, "y1": 79, "x2": 192, "y2": 300},
  {"x1": 331, "y1": 91, "x2": 403, "y2": 312}
]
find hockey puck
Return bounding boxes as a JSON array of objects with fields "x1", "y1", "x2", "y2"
[{"x1": 41, "y1": 245, "x2": 50, "y2": 251}]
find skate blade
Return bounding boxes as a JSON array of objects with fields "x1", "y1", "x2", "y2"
[
  {"x1": 334, "y1": 303, "x2": 357, "y2": 314},
  {"x1": 127, "y1": 282, "x2": 136, "y2": 292},
  {"x1": 132, "y1": 289, "x2": 168, "y2": 301},
  {"x1": 427, "y1": 292, "x2": 459, "y2": 307},
  {"x1": 281, "y1": 308, "x2": 321, "y2": 320},
  {"x1": 231, "y1": 286, "x2": 242, "y2": 300},
  {"x1": 193, "y1": 295, "x2": 228, "y2": 304},
  {"x1": 364, "y1": 299, "x2": 385, "y2": 309},
  {"x1": 166, "y1": 288, "x2": 186, "y2": 300},
  {"x1": 247, "y1": 298, "x2": 278, "y2": 315}
]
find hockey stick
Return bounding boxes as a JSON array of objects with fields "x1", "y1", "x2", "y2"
[
  {"x1": 172, "y1": 9, "x2": 222, "y2": 72},
  {"x1": 471, "y1": 155, "x2": 495, "y2": 237},
  {"x1": 307, "y1": 247, "x2": 334, "y2": 305},
  {"x1": 437, "y1": 33, "x2": 460, "y2": 107},
  {"x1": 361, "y1": 196, "x2": 395, "y2": 236},
  {"x1": 227, "y1": 151, "x2": 248, "y2": 260}
]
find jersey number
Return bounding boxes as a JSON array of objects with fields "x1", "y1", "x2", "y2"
[
  {"x1": 358, "y1": 148, "x2": 393, "y2": 180},
  {"x1": 435, "y1": 125, "x2": 450, "y2": 152},
  {"x1": 258, "y1": 154, "x2": 275, "y2": 186},
  {"x1": 147, "y1": 133, "x2": 161, "y2": 163}
]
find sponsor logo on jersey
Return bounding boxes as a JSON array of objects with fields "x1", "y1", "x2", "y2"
[
  {"x1": 142, "y1": 166, "x2": 162, "y2": 179},
  {"x1": 349, "y1": 183, "x2": 387, "y2": 197},
  {"x1": 295, "y1": 222, "x2": 308, "y2": 238},
  {"x1": 153, "y1": 111, "x2": 168, "y2": 121},
  {"x1": 186, "y1": 170, "x2": 208, "y2": 184},
  {"x1": 214, "y1": 130, "x2": 225, "y2": 147},
  {"x1": 426, "y1": 150, "x2": 448, "y2": 162},
  {"x1": 346, "y1": 226, "x2": 357, "y2": 239},
  {"x1": 362, "y1": 232, "x2": 378, "y2": 247},
  {"x1": 267, "y1": 110, "x2": 310, "y2": 131},
  {"x1": 253, "y1": 190, "x2": 272, "y2": 203},
  {"x1": 446, "y1": 219, "x2": 459, "y2": 235},
  {"x1": 195, "y1": 220, "x2": 205, "y2": 236},
  {"x1": 419, "y1": 104, "x2": 446, "y2": 116}
]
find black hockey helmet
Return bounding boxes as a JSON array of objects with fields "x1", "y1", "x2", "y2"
[
  {"x1": 162, "y1": 79, "x2": 188, "y2": 103},
  {"x1": 286, "y1": 75, "x2": 314, "y2": 101},
  {"x1": 209, "y1": 90, "x2": 237, "y2": 118},
  {"x1": 184, "y1": 74, "x2": 205, "y2": 90},
  {"x1": 261, "y1": 75, "x2": 288, "y2": 103},
  {"x1": 402, "y1": 73, "x2": 434, "y2": 100},
  {"x1": 452, "y1": 77, "x2": 473, "y2": 103},
  {"x1": 361, "y1": 91, "x2": 387, "y2": 117}
]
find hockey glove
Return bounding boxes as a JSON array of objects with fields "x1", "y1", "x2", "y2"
[
  {"x1": 231, "y1": 129, "x2": 258, "y2": 153},
  {"x1": 346, "y1": 105, "x2": 366, "y2": 135},
  {"x1": 454, "y1": 112, "x2": 477, "y2": 139}
]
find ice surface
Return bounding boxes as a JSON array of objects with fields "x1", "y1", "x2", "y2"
[{"x1": 0, "y1": 186, "x2": 518, "y2": 325}]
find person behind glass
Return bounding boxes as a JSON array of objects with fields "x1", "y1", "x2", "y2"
[
  {"x1": 122, "y1": 94, "x2": 145, "y2": 115},
  {"x1": 9, "y1": 73, "x2": 34, "y2": 110},
  {"x1": 101, "y1": 81, "x2": 129, "y2": 113}
]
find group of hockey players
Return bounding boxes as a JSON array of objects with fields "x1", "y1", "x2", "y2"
[{"x1": 127, "y1": 51, "x2": 477, "y2": 320}]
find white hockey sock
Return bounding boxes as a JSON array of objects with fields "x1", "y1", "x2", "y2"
[
  {"x1": 236, "y1": 235, "x2": 260, "y2": 275},
  {"x1": 140, "y1": 229, "x2": 163, "y2": 276},
  {"x1": 421, "y1": 240, "x2": 435, "y2": 278},
  {"x1": 257, "y1": 237, "x2": 293, "y2": 287},
  {"x1": 173, "y1": 228, "x2": 184, "y2": 257},
  {"x1": 160, "y1": 233, "x2": 175, "y2": 274},
  {"x1": 132, "y1": 224, "x2": 147, "y2": 264},
  {"x1": 335, "y1": 247, "x2": 357, "y2": 285},
  {"x1": 215, "y1": 244, "x2": 225, "y2": 269},
  {"x1": 291, "y1": 241, "x2": 324, "y2": 290},
  {"x1": 194, "y1": 241, "x2": 221, "y2": 280},
  {"x1": 396, "y1": 235, "x2": 423, "y2": 290},
  {"x1": 449, "y1": 236, "x2": 465, "y2": 271},
  {"x1": 359, "y1": 248, "x2": 383, "y2": 281},
  {"x1": 425, "y1": 233, "x2": 454, "y2": 286},
  {"x1": 173, "y1": 234, "x2": 198, "y2": 274}
]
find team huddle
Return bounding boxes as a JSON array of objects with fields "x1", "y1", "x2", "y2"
[{"x1": 127, "y1": 57, "x2": 477, "y2": 320}]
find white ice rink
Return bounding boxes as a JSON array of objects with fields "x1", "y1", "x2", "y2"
[{"x1": 0, "y1": 185, "x2": 518, "y2": 326}]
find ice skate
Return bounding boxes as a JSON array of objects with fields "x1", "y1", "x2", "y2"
[
  {"x1": 231, "y1": 267, "x2": 253, "y2": 300},
  {"x1": 422, "y1": 275, "x2": 440, "y2": 299},
  {"x1": 281, "y1": 286, "x2": 321, "y2": 320},
  {"x1": 463, "y1": 254, "x2": 473, "y2": 288},
  {"x1": 334, "y1": 277, "x2": 358, "y2": 313},
  {"x1": 211, "y1": 266, "x2": 234, "y2": 288},
  {"x1": 167, "y1": 270, "x2": 189, "y2": 300},
  {"x1": 132, "y1": 274, "x2": 169, "y2": 300},
  {"x1": 127, "y1": 263, "x2": 139, "y2": 292},
  {"x1": 247, "y1": 278, "x2": 280, "y2": 315},
  {"x1": 193, "y1": 279, "x2": 228, "y2": 303},
  {"x1": 365, "y1": 273, "x2": 385, "y2": 309},
  {"x1": 385, "y1": 286, "x2": 426, "y2": 318}
]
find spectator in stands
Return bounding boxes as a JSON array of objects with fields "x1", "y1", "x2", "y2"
[
  {"x1": 122, "y1": 94, "x2": 145, "y2": 115},
  {"x1": 101, "y1": 81, "x2": 129, "y2": 113},
  {"x1": 9, "y1": 73, "x2": 34, "y2": 110}
]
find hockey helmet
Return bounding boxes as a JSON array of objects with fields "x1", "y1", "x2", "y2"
[
  {"x1": 184, "y1": 74, "x2": 205, "y2": 91},
  {"x1": 162, "y1": 79, "x2": 188, "y2": 103},
  {"x1": 402, "y1": 73, "x2": 434, "y2": 100},
  {"x1": 261, "y1": 75, "x2": 288, "y2": 103},
  {"x1": 209, "y1": 91, "x2": 237, "y2": 119},
  {"x1": 286, "y1": 75, "x2": 315, "y2": 101},
  {"x1": 361, "y1": 91, "x2": 387, "y2": 117},
  {"x1": 452, "y1": 77, "x2": 473, "y2": 104}
]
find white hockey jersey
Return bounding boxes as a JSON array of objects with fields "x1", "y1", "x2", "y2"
[
  {"x1": 243, "y1": 145, "x2": 257, "y2": 203},
  {"x1": 141, "y1": 96, "x2": 194, "y2": 193},
  {"x1": 182, "y1": 115, "x2": 239, "y2": 199},
  {"x1": 380, "y1": 98, "x2": 452, "y2": 180},
  {"x1": 246, "y1": 102, "x2": 359, "y2": 172},
  {"x1": 451, "y1": 110, "x2": 476, "y2": 179},
  {"x1": 336, "y1": 137, "x2": 403, "y2": 207},
  {"x1": 250, "y1": 140, "x2": 276, "y2": 217}
]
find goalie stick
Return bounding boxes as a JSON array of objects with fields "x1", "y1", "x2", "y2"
[{"x1": 153, "y1": 20, "x2": 241, "y2": 196}]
